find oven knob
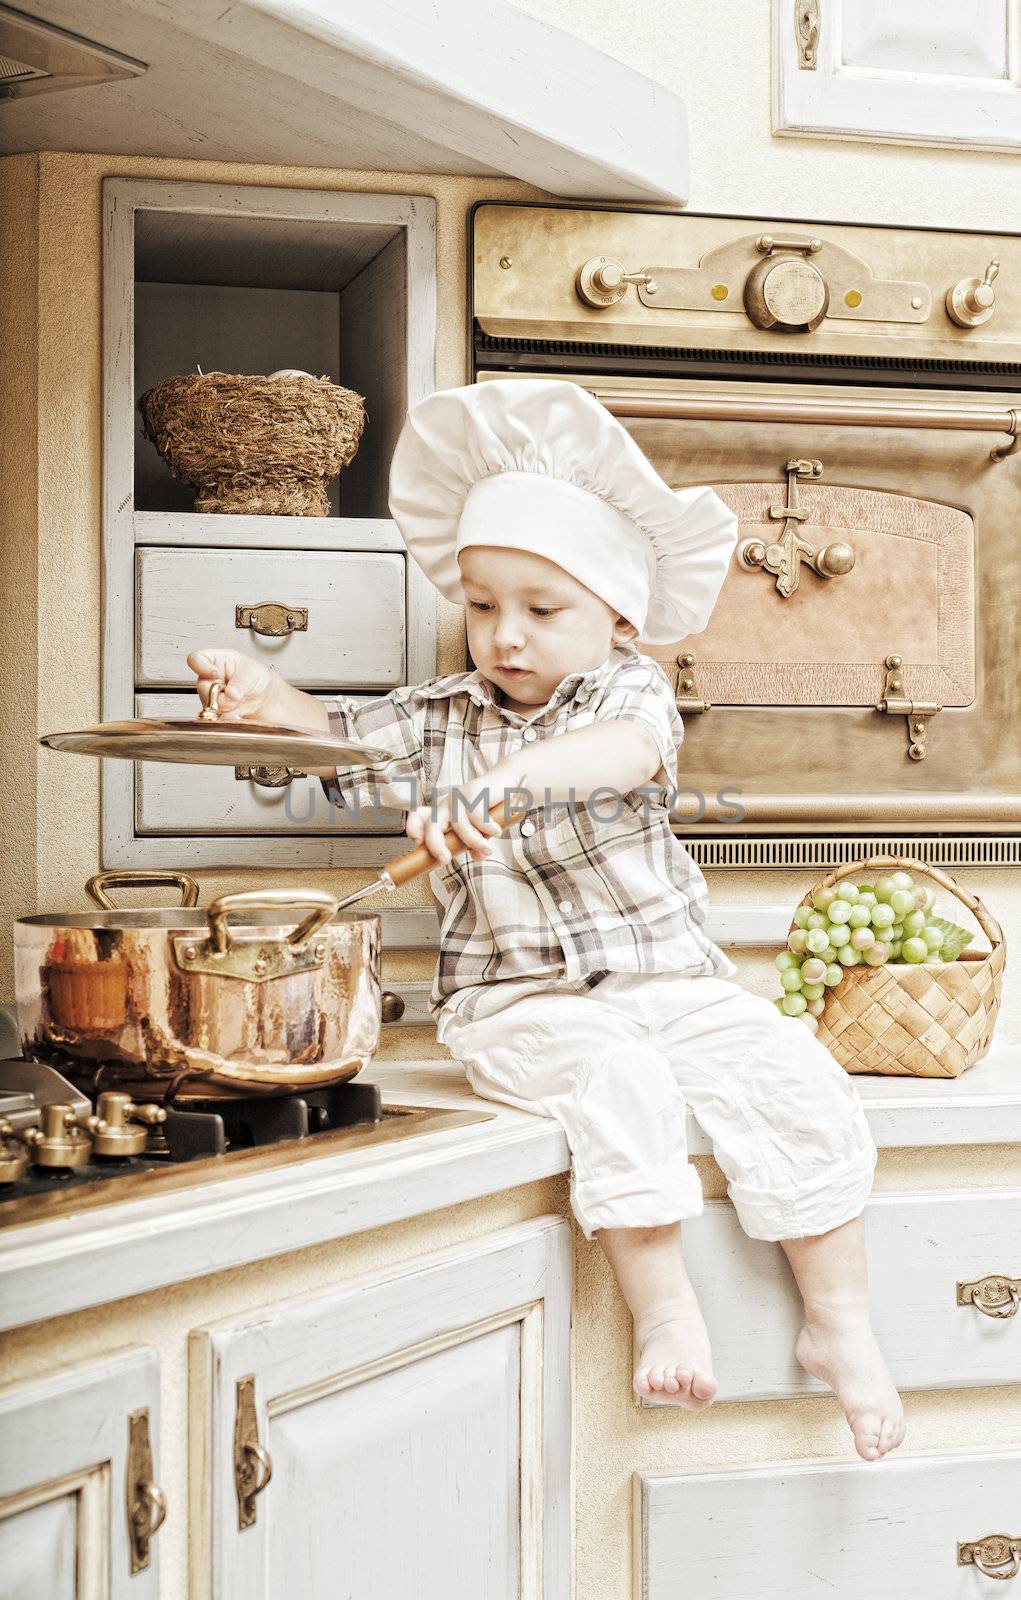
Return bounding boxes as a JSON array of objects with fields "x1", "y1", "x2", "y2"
[
  {"x1": 0, "y1": 1119, "x2": 29, "y2": 1184},
  {"x1": 946, "y1": 257, "x2": 999, "y2": 328},
  {"x1": 575, "y1": 256, "x2": 655, "y2": 308},
  {"x1": 22, "y1": 1102, "x2": 92, "y2": 1168},
  {"x1": 87, "y1": 1092, "x2": 167, "y2": 1158},
  {"x1": 744, "y1": 236, "x2": 829, "y2": 332}
]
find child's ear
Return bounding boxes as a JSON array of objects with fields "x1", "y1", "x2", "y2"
[{"x1": 613, "y1": 615, "x2": 639, "y2": 644}]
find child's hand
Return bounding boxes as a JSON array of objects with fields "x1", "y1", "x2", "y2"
[
  {"x1": 186, "y1": 648, "x2": 279, "y2": 722},
  {"x1": 405, "y1": 785, "x2": 502, "y2": 867}
]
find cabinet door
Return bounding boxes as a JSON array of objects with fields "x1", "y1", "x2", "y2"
[
  {"x1": 191, "y1": 1218, "x2": 571, "y2": 1600},
  {"x1": 0, "y1": 1349, "x2": 163, "y2": 1600}
]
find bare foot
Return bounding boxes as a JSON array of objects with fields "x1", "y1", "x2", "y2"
[
  {"x1": 634, "y1": 1278, "x2": 718, "y2": 1409},
  {"x1": 795, "y1": 1306, "x2": 906, "y2": 1461}
]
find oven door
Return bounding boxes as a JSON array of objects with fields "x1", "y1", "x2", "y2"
[{"x1": 476, "y1": 369, "x2": 1021, "y2": 865}]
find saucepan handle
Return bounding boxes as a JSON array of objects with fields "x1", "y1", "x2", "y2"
[
  {"x1": 86, "y1": 870, "x2": 201, "y2": 910},
  {"x1": 385, "y1": 799, "x2": 531, "y2": 888},
  {"x1": 205, "y1": 889, "x2": 340, "y2": 954}
]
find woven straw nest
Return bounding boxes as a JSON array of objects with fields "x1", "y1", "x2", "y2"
[
  {"x1": 138, "y1": 371, "x2": 365, "y2": 516},
  {"x1": 792, "y1": 854, "x2": 1006, "y2": 1079}
]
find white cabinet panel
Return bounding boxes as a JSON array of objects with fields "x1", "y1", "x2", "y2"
[
  {"x1": 0, "y1": 1495, "x2": 78, "y2": 1600},
  {"x1": 637, "y1": 1447, "x2": 1021, "y2": 1599},
  {"x1": 135, "y1": 547, "x2": 406, "y2": 688},
  {"x1": 190, "y1": 1218, "x2": 571, "y2": 1600},
  {"x1": 642, "y1": 1191, "x2": 1021, "y2": 1405},
  {"x1": 133, "y1": 693, "x2": 403, "y2": 836},
  {"x1": 775, "y1": 0, "x2": 1021, "y2": 149},
  {"x1": 0, "y1": 1349, "x2": 163, "y2": 1600},
  {"x1": 268, "y1": 1325, "x2": 521, "y2": 1600}
]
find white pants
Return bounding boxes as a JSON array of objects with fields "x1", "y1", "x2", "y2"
[{"x1": 437, "y1": 970, "x2": 877, "y2": 1242}]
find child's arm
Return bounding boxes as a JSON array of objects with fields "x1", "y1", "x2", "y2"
[{"x1": 407, "y1": 721, "x2": 660, "y2": 865}]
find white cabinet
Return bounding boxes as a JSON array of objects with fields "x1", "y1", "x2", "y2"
[
  {"x1": 0, "y1": 1349, "x2": 164, "y2": 1600},
  {"x1": 637, "y1": 1447, "x2": 1021, "y2": 1598},
  {"x1": 190, "y1": 1218, "x2": 572, "y2": 1600},
  {"x1": 641, "y1": 1189, "x2": 1021, "y2": 1405},
  {"x1": 102, "y1": 178, "x2": 438, "y2": 869}
]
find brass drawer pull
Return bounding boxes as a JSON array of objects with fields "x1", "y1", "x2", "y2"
[
  {"x1": 235, "y1": 764, "x2": 308, "y2": 787},
  {"x1": 958, "y1": 1534, "x2": 1021, "y2": 1580},
  {"x1": 957, "y1": 1275, "x2": 1021, "y2": 1318},
  {"x1": 234, "y1": 1375, "x2": 273, "y2": 1529},
  {"x1": 235, "y1": 601, "x2": 308, "y2": 637}
]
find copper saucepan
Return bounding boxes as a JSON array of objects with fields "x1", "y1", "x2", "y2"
[{"x1": 14, "y1": 803, "x2": 522, "y2": 1101}]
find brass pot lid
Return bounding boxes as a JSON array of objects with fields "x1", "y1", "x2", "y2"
[{"x1": 39, "y1": 681, "x2": 388, "y2": 768}]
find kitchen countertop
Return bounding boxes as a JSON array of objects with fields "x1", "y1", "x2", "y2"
[{"x1": 0, "y1": 1047, "x2": 1018, "y2": 1335}]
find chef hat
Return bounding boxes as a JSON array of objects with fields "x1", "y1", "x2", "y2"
[{"x1": 387, "y1": 378, "x2": 738, "y2": 643}]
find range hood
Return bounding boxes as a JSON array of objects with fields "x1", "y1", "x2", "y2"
[{"x1": 0, "y1": 0, "x2": 689, "y2": 204}]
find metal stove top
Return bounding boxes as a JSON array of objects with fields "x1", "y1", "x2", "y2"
[{"x1": 0, "y1": 1057, "x2": 494, "y2": 1226}]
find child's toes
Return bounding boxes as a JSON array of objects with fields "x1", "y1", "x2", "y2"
[
  {"x1": 850, "y1": 1411, "x2": 883, "y2": 1461},
  {"x1": 691, "y1": 1369, "x2": 718, "y2": 1403},
  {"x1": 661, "y1": 1369, "x2": 681, "y2": 1395},
  {"x1": 633, "y1": 1368, "x2": 653, "y2": 1398}
]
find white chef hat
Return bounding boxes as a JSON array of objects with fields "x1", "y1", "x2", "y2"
[{"x1": 387, "y1": 378, "x2": 738, "y2": 643}]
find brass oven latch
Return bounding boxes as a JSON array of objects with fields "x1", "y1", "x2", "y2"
[
  {"x1": 236, "y1": 601, "x2": 308, "y2": 636},
  {"x1": 958, "y1": 1534, "x2": 1021, "y2": 1581},
  {"x1": 876, "y1": 654, "x2": 942, "y2": 762},
  {"x1": 127, "y1": 1407, "x2": 166, "y2": 1574},
  {"x1": 234, "y1": 1374, "x2": 273, "y2": 1529},
  {"x1": 738, "y1": 460, "x2": 855, "y2": 598},
  {"x1": 674, "y1": 654, "x2": 709, "y2": 715}
]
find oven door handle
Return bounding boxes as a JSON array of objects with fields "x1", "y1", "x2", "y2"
[{"x1": 594, "y1": 391, "x2": 1020, "y2": 462}]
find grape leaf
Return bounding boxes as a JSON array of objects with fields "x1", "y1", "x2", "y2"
[{"x1": 926, "y1": 914, "x2": 973, "y2": 961}]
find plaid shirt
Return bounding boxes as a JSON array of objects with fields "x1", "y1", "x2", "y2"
[{"x1": 321, "y1": 644, "x2": 737, "y2": 1024}]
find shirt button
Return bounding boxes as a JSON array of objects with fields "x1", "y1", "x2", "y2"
[
  {"x1": 558, "y1": 899, "x2": 573, "y2": 914},
  {"x1": 520, "y1": 820, "x2": 536, "y2": 836},
  {"x1": 522, "y1": 727, "x2": 538, "y2": 742}
]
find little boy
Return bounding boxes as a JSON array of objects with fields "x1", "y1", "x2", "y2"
[{"x1": 189, "y1": 379, "x2": 904, "y2": 1461}]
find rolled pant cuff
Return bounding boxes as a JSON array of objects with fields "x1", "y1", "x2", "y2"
[
  {"x1": 572, "y1": 1162, "x2": 704, "y2": 1241},
  {"x1": 727, "y1": 1145, "x2": 878, "y2": 1243}
]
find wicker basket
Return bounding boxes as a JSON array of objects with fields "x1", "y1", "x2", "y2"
[
  {"x1": 138, "y1": 371, "x2": 365, "y2": 516},
  {"x1": 790, "y1": 854, "x2": 1006, "y2": 1078}
]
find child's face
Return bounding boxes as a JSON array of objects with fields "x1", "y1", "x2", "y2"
[{"x1": 457, "y1": 545, "x2": 637, "y2": 712}]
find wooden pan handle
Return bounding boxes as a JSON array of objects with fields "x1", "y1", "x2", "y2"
[{"x1": 385, "y1": 799, "x2": 531, "y2": 888}]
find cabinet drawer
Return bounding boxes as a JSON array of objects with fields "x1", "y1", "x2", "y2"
[
  {"x1": 134, "y1": 694, "x2": 403, "y2": 836},
  {"x1": 135, "y1": 548, "x2": 406, "y2": 689},
  {"x1": 637, "y1": 1447, "x2": 1021, "y2": 1600},
  {"x1": 641, "y1": 1191, "x2": 1021, "y2": 1404}
]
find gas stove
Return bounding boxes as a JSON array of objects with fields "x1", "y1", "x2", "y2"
[{"x1": 0, "y1": 1057, "x2": 493, "y2": 1224}]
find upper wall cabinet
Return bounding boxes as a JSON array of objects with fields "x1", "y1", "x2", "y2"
[
  {"x1": 775, "y1": 0, "x2": 1021, "y2": 150},
  {"x1": 1, "y1": 3, "x2": 688, "y2": 203},
  {"x1": 102, "y1": 179, "x2": 437, "y2": 869}
]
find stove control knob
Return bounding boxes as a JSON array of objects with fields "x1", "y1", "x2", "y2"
[
  {"x1": 87, "y1": 1092, "x2": 167, "y2": 1158},
  {"x1": 0, "y1": 1119, "x2": 29, "y2": 1184},
  {"x1": 744, "y1": 235, "x2": 829, "y2": 333},
  {"x1": 576, "y1": 256, "x2": 655, "y2": 308},
  {"x1": 946, "y1": 257, "x2": 999, "y2": 328},
  {"x1": 22, "y1": 1103, "x2": 92, "y2": 1168}
]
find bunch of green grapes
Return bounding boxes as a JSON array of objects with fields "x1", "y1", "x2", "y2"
[{"x1": 774, "y1": 870, "x2": 970, "y2": 1033}]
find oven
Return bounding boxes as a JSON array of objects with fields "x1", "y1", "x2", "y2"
[{"x1": 470, "y1": 203, "x2": 1021, "y2": 871}]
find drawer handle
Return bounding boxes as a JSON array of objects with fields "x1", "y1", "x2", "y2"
[
  {"x1": 957, "y1": 1275, "x2": 1021, "y2": 1318},
  {"x1": 235, "y1": 764, "x2": 308, "y2": 787},
  {"x1": 958, "y1": 1534, "x2": 1021, "y2": 1580},
  {"x1": 235, "y1": 602, "x2": 309, "y2": 636}
]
